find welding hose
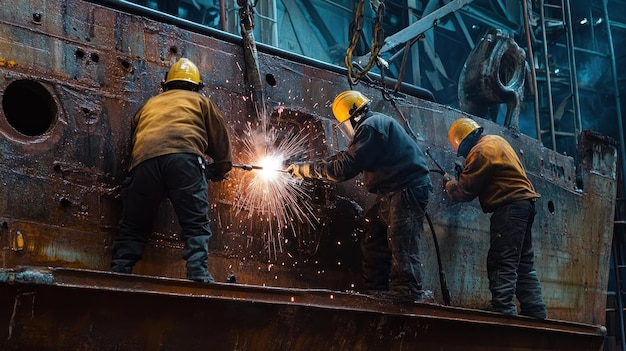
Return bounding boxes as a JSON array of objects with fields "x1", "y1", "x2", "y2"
[
  {"x1": 429, "y1": 169, "x2": 445, "y2": 175},
  {"x1": 422, "y1": 170, "x2": 452, "y2": 306},
  {"x1": 424, "y1": 209, "x2": 451, "y2": 306}
]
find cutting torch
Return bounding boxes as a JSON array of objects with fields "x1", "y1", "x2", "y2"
[
  {"x1": 233, "y1": 163, "x2": 264, "y2": 171},
  {"x1": 233, "y1": 163, "x2": 288, "y2": 173},
  {"x1": 425, "y1": 148, "x2": 446, "y2": 175}
]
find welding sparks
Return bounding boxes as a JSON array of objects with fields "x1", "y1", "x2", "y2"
[
  {"x1": 256, "y1": 155, "x2": 284, "y2": 181},
  {"x1": 234, "y1": 124, "x2": 318, "y2": 259}
]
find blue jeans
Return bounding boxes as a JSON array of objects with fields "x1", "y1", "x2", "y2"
[
  {"x1": 487, "y1": 199, "x2": 547, "y2": 317},
  {"x1": 361, "y1": 184, "x2": 430, "y2": 296},
  {"x1": 111, "y1": 153, "x2": 213, "y2": 280}
]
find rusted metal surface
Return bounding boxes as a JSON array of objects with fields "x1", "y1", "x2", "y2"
[
  {"x1": 0, "y1": 266, "x2": 606, "y2": 351},
  {"x1": 458, "y1": 28, "x2": 528, "y2": 129},
  {"x1": 0, "y1": 0, "x2": 618, "y2": 346}
]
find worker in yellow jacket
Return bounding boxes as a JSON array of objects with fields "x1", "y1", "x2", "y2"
[
  {"x1": 110, "y1": 58, "x2": 232, "y2": 283},
  {"x1": 443, "y1": 117, "x2": 546, "y2": 319}
]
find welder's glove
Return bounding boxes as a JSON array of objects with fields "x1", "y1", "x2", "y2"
[
  {"x1": 442, "y1": 173, "x2": 454, "y2": 189},
  {"x1": 205, "y1": 163, "x2": 228, "y2": 182},
  {"x1": 286, "y1": 162, "x2": 312, "y2": 179}
]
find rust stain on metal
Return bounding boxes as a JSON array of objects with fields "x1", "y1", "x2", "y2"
[
  {"x1": 0, "y1": 267, "x2": 608, "y2": 351},
  {"x1": 0, "y1": 0, "x2": 618, "y2": 348}
]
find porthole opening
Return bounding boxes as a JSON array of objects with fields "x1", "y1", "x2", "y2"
[
  {"x1": 2, "y1": 79, "x2": 57, "y2": 137},
  {"x1": 266, "y1": 73, "x2": 277, "y2": 87}
]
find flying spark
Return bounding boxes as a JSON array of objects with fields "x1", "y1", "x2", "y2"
[{"x1": 234, "y1": 123, "x2": 318, "y2": 259}]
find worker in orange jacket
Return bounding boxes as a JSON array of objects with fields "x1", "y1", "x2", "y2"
[{"x1": 443, "y1": 117, "x2": 547, "y2": 319}]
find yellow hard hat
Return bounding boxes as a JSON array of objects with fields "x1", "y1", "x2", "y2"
[
  {"x1": 165, "y1": 58, "x2": 201, "y2": 85},
  {"x1": 448, "y1": 117, "x2": 482, "y2": 153},
  {"x1": 331, "y1": 90, "x2": 371, "y2": 123}
]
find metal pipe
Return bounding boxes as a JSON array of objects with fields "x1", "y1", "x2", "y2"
[
  {"x1": 270, "y1": 0, "x2": 278, "y2": 47},
  {"x1": 604, "y1": 0, "x2": 626, "y2": 347},
  {"x1": 612, "y1": 230, "x2": 626, "y2": 351},
  {"x1": 361, "y1": 0, "x2": 477, "y2": 59},
  {"x1": 238, "y1": 0, "x2": 267, "y2": 126},
  {"x1": 603, "y1": 0, "x2": 626, "y2": 184},
  {"x1": 564, "y1": 0, "x2": 582, "y2": 139},
  {"x1": 551, "y1": 42, "x2": 610, "y2": 57},
  {"x1": 522, "y1": 0, "x2": 542, "y2": 142},
  {"x1": 539, "y1": 0, "x2": 557, "y2": 150},
  {"x1": 219, "y1": 0, "x2": 225, "y2": 30}
]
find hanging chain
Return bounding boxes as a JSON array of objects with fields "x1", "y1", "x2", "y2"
[
  {"x1": 237, "y1": 0, "x2": 257, "y2": 31},
  {"x1": 345, "y1": 0, "x2": 386, "y2": 86}
]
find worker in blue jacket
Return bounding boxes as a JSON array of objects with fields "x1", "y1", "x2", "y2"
[{"x1": 287, "y1": 90, "x2": 432, "y2": 303}]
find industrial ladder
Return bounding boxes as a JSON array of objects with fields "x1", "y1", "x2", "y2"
[
  {"x1": 604, "y1": 0, "x2": 626, "y2": 347},
  {"x1": 534, "y1": 0, "x2": 581, "y2": 155},
  {"x1": 608, "y1": 186, "x2": 626, "y2": 350}
]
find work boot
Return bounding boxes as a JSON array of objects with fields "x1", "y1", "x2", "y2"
[
  {"x1": 110, "y1": 259, "x2": 134, "y2": 274},
  {"x1": 110, "y1": 265, "x2": 133, "y2": 274},
  {"x1": 186, "y1": 260, "x2": 215, "y2": 283},
  {"x1": 183, "y1": 235, "x2": 213, "y2": 283},
  {"x1": 415, "y1": 290, "x2": 437, "y2": 304},
  {"x1": 188, "y1": 271, "x2": 215, "y2": 284}
]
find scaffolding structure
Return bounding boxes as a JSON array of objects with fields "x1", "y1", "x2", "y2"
[{"x1": 529, "y1": 1, "x2": 625, "y2": 349}]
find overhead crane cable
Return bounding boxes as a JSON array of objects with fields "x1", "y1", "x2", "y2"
[{"x1": 345, "y1": 0, "x2": 386, "y2": 85}]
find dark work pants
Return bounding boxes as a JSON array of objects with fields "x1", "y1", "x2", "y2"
[
  {"x1": 361, "y1": 184, "x2": 430, "y2": 297},
  {"x1": 487, "y1": 199, "x2": 547, "y2": 317},
  {"x1": 111, "y1": 153, "x2": 213, "y2": 280}
]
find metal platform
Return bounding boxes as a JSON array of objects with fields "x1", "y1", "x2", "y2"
[{"x1": 0, "y1": 266, "x2": 606, "y2": 351}]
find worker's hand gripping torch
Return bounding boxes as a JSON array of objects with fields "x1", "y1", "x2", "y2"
[{"x1": 425, "y1": 148, "x2": 456, "y2": 186}]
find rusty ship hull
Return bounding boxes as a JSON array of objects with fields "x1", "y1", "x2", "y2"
[
  {"x1": 0, "y1": 0, "x2": 617, "y2": 350},
  {"x1": 0, "y1": 267, "x2": 607, "y2": 351}
]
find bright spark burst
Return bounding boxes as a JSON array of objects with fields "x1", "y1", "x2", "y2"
[
  {"x1": 234, "y1": 124, "x2": 318, "y2": 259},
  {"x1": 256, "y1": 155, "x2": 283, "y2": 181}
]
